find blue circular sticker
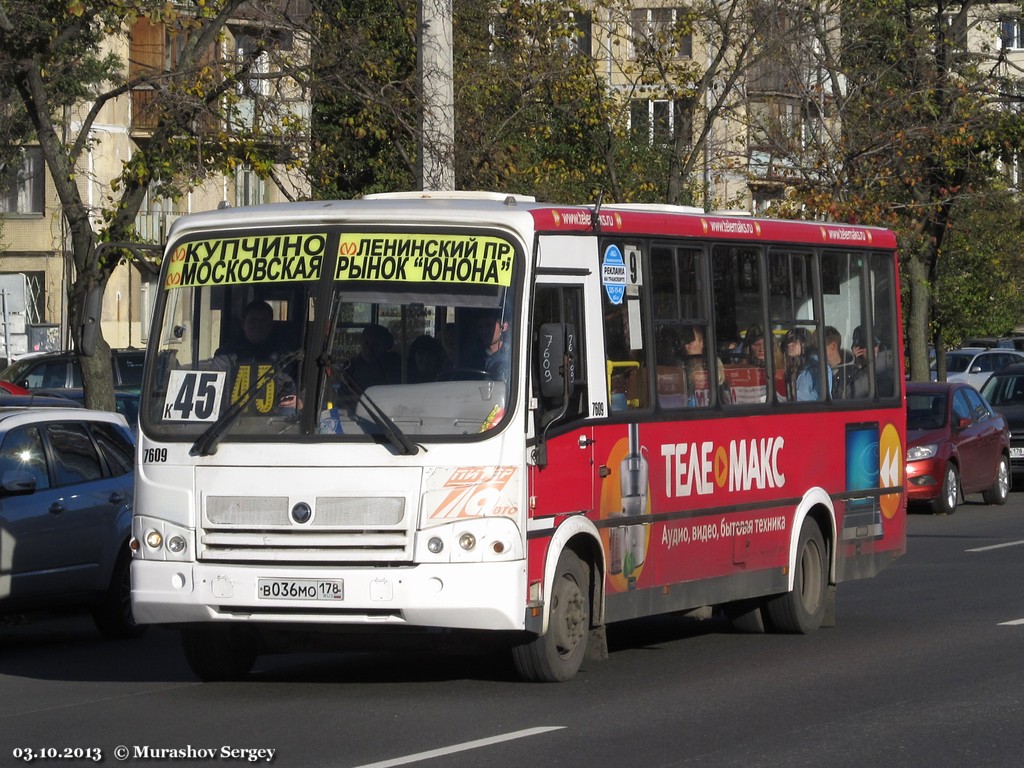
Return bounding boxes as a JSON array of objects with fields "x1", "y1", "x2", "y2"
[{"x1": 602, "y1": 244, "x2": 626, "y2": 305}]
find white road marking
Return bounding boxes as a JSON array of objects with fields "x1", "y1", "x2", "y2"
[
  {"x1": 998, "y1": 619, "x2": 1024, "y2": 626},
  {"x1": 350, "y1": 726, "x2": 566, "y2": 768},
  {"x1": 965, "y1": 539, "x2": 1024, "y2": 553}
]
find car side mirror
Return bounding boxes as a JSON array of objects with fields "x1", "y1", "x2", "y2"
[
  {"x1": 956, "y1": 416, "x2": 972, "y2": 430},
  {"x1": 970, "y1": 365, "x2": 982, "y2": 374},
  {"x1": 0, "y1": 469, "x2": 37, "y2": 496}
]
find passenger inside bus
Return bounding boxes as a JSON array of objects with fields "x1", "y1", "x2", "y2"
[
  {"x1": 796, "y1": 329, "x2": 829, "y2": 401},
  {"x1": 782, "y1": 327, "x2": 810, "y2": 401},
  {"x1": 215, "y1": 299, "x2": 298, "y2": 413},
  {"x1": 465, "y1": 312, "x2": 511, "y2": 381},
  {"x1": 850, "y1": 325, "x2": 896, "y2": 398},
  {"x1": 347, "y1": 324, "x2": 402, "y2": 391},
  {"x1": 679, "y1": 324, "x2": 712, "y2": 407},
  {"x1": 725, "y1": 322, "x2": 784, "y2": 404},
  {"x1": 407, "y1": 334, "x2": 451, "y2": 383},
  {"x1": 825, "y1": 326, "x2": 857, "y2": 400},
  {"x1": 218, "y1": 299, "x2": 290, "y2": 361}
]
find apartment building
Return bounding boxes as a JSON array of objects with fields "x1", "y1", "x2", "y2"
[{"x1": 0, "y1": 1, "x2": 310, "y2": 361}]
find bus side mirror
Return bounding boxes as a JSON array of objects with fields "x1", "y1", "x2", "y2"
[
  {"x1": 538, "y1": 322, "x2": 576, "y2": 400},
  {"x1": 533, "y1": 323, "x2": 577, "y2": 468}
]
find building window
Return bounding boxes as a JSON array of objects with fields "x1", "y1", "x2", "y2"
[
  {"x1": 235, "y1": 33, "x2": 270, "y2": 98},
  {"x1": 629, "y1": 8, "x2": 692, "y2": 61},
  {"x1": 1002, "y1": 152, "x2": 1023, "y2": 189},
  {"x1": 631, "y1": 98, "x2": 693, "y2": 147},
  {"x1": 0, "y1": 147, "x2": 44, "y2": 215},
  {"x1": 749, "y1": 99, "x2": 810, "y2": 155},
  {"x1": 1002, "y1": 17, "x2": 1024, "y2": 50},
  {"x1": 943, "y1": 12, "x2": 967, "y2": 50},
  {"x1": 235, "y1": 165, "x2": 265, "y2": 207},
  {"x1": 571, "y1": 12, "x2": 592, "y2": 57}
]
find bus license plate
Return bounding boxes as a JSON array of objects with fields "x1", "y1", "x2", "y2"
[{"x1": 257, "y1": 579, "x2": 344, "y2": 600}]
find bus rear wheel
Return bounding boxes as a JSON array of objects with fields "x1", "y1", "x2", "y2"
[
  {"x1": 764, "y1": 521, "x2": 827, "y2": 634},
  {"x1": 181, "y1": 625, "x2": 258, "y2": 682},
  {"x1": 512, "y1": 550, "x2": 590, "y2": 682}
]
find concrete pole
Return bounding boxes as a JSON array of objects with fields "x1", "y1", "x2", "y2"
[{"x1": 418, "y1": 0, "x2": 456, "y2": 190}]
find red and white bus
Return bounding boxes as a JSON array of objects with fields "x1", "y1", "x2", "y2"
[{"x1": 130, "y1": 192, "x2": 906, "y2": 681}]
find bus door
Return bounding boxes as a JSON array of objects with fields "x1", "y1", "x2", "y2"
[{"x1": 528, "y1": 238, "x2": 603, "y2": 522}]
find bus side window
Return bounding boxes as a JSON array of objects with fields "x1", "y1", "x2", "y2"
[
  {"x1": 604, "y1": 299, "x2": 647, "y2": 411},
  {"x1": 713, "y1": 245, "x2": 770, "y2": 406}
]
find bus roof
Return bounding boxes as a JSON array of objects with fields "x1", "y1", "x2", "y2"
[{"x1": 164, "y1": 194, "x2": 898, "y2": 251}]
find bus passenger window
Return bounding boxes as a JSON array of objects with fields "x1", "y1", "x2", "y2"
[
  {"x1": 655, "y1": 324, "x2": 711, "y2": 408},
  {"x1": 605, "y1": 299, "x2": 647, "y2": 411}
]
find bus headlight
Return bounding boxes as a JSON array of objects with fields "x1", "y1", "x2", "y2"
[
  {"x1": 133, "y1": 516, "x2": 194, "y2": 561},
  {"x1": 417, "y1": 518, "x2": 524, "y2": 563}
]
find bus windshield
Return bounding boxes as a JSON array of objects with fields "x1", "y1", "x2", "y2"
[{"x1": 144, "y1": 227, "x2": 519, "y2": 444}]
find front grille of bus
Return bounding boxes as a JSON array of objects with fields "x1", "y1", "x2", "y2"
[{"x1": 198, "y1": 495, "x2": 411, "y2": 563}]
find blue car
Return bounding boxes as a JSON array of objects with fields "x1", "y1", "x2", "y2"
[{"x1": 0, "y1": 407, "x2": 142, "y2": 638}]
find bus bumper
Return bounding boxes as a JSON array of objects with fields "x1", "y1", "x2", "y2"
[{"x1": 130, "y1": 559, "x2": 527, "y2": 632}]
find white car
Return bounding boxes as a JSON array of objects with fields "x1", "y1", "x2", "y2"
[{"x1": 932, "y1": 347, "x2": 1024, "y2": 390}]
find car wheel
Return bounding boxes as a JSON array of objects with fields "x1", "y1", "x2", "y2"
[
  {"x1": 982, "y1": 455, "x2": 1010, "y2": 506},
  {"x1": 92, "y1": 550, "x2": 146, "y2": 639},
  {"x1": 932, "y1": 463, "x2": 959, "y2": 515}
]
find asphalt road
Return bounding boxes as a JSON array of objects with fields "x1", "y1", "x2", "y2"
[{"x1": 2, "y1": 495, "x2": 1023, "y2": 768}]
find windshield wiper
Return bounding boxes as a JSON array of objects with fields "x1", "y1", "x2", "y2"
[
  {"x1": 190, "y1": 350, "x2": 304, "y2": 457},
  {"x1": 334, "y1": 363, "x2": 420, "y2": 456}
]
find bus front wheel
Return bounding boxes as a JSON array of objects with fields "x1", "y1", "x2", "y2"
[
  {"x1": 764, "y1": 521, "x2": 827, "y2": 634},
  {"x1": 181, "y1": 625, "x2": 258, "y2": 682},
  {"x1": 512, "y1": 550, "x2": 590, "y2": 682}
]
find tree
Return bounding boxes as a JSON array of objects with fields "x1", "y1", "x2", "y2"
[
  {"x1": 0, "y1": 0, "x2": 310, "y2": 409},
  {"x1": 759, "y1": 0, "x2": 1024, "y2": 380},
  {"x1": 309, "y1": 0, "x2": 419, "y2": 198},
  {"x1": 310, "y1": 0, "x2": 795, "y2": 207},
  {"x1": 934, "y1": 191, "x2": 1024, "y2": 348}
]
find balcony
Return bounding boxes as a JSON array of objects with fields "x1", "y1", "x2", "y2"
[{"x1": 134, "y1": 210, "x2": 182, "y2": 245}]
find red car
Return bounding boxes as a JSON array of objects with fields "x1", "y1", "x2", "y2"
[
  {"x1": 906, "y1": 381, "x2": 1010, "y2": 514},
  {"x1": 0, "y1": 380, "x2": 30, "y2": 395}
]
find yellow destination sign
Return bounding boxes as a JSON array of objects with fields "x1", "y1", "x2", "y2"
[
  {"x1": 336, "y1": 234, "x2": 514, "y2": 286},
  {"x1": 165, "y1": 234, "x2": 328, "y2": 288}
]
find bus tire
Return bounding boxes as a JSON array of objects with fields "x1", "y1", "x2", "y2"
[
  {"x1": 982, "y1": 455, "x2": 1010, "y2": 506},
  {"x1": 511, "y1": 550, "x2": 590, "y2": 682},
  {"x1": 181, "y1": 626, "x2": 257, "y2": 682},
  {"x1": 764, "y1": 521, "x2": 827, "y2": 634},
  {"x1": 92, "y1": 549, "x2": 146, "y2": 640}
]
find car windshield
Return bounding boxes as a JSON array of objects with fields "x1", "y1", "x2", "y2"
[
  {"x1": 980, "y1": 374, "x2": 1024, "y2": 406},
  {"x1": 907, "y1": 393, "x2": 948, "y2": 430}
]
